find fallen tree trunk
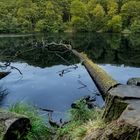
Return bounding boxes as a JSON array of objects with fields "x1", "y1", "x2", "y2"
[
  {"x1": 0, "y1": 110, "x2": 31, "y2": 140},
  {"x1": 71, "y1": 50, "x2": 119, "y2": 97},
  {"x1": 32, "y1": 41, "x2": 119, "y2": 97},
  {"x1": 0, "y1": 72, "x2": 10, "y2": 80}
]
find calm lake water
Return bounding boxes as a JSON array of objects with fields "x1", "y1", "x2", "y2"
[{"x1": 0, "y1": 33, "x2": 140, "y2": 121}]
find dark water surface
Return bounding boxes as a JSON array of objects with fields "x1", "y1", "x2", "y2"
[{"x1": 0, "y1": 33, "x2": 140, "y2": 121}]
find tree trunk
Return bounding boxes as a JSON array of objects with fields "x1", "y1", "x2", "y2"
[
  {"x1": 0, "y1": 110, "x2": 31, "y2": 140},
  {"x1": 71, "y1": 50, "x2": 119, "y2": 97}
]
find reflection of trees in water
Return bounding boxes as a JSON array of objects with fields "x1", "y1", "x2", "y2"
[
  {"x1": 70, "y1": 33, "x2": 140, "y2": 67},
  {"x1": 127, "y1": 34, "x2": 140, "y2": 50},
  {"x1": 117, "y1": 34, "x2": 140, "y2": 66},
  {"x1": 0, "y1": 36, "x2": 79, "y2": 68},
  {"x1": 0, "y1": 33, "x2": 140, "y2": 67}
]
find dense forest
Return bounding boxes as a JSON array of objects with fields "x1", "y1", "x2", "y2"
[{"x1": 0, "y1": 0, "x2": 140, "y2": 33}]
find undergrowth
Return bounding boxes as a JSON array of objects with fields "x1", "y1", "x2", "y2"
[
  {"x1": 9, "y1": 100, "x2": 105, "y2": 140},
  {"x1": 9, "y1": 103, "x2": 52, "y2": 140},
  {"x1": 56, "y1": 99, "x2": 105, "y2": 140}
]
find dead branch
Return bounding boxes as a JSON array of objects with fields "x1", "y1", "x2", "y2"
[
  {"x1": 78, "y1": 80, "x2": 87, "y2": 89},
  {"x1": 10, "y1": 66, "x2": 23, "y2": 75},
  {"x1": 57, "y1": 65, "x2": 78, "y2": 77},
  {"x1": 38, "y1": 107, "x2": 54, "y2": 113}
]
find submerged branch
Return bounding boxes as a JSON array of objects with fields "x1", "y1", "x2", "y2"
[
  {"x1": 0, "y1": 62, "x2": 23, "y2": 75},
  {"x1": 0, "y1": 72, "x2": 11, "y2": 80}
]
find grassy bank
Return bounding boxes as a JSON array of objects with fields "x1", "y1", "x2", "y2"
[
  {"x1": 8, "y1": 100, "x2": 105, "y2": 140},
  {"x1": 55, "y1": 100, "x2": 105, "y2": 140},
  {"x1": 9, "y1": 103, "x2": 52, "y2": 140}
]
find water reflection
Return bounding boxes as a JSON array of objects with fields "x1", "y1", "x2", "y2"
[
  {"x1": 0, "y1": 62, "x2": 103, "y2": 121},
  {"x1": 99, "y1": 64, "x2": 140, "y2": 84},
  {"x1": 0, "y1": 33, "x2": 140, "y2": 121},
  {"x1": 0, "y1": 33, "x2": 140, "y2": 67}
]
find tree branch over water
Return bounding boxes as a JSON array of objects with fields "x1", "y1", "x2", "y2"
[
  {"x1": 0, "y1": 62, "x2": 22, "y2": 75},
  {"x1": 1, "y1": 40, "x2": 78, "y2": 77}
]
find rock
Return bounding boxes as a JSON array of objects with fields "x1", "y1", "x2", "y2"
[{"x1": 127, "y1": 77, "x2": 140, "y2": 86}]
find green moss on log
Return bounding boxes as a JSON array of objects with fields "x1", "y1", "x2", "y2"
[
  {"x1": 71, "y1": 50, "x2": 119, "y2": 96},
  {"x1": 100, "y1": 121, "x2": 139, "y2": 140},
  {"x1": 83, "y1": 121, "x2": 140, "y2": 140},
  {"x1": 83, "y1": 56, "x2": 118, "y2": 95},
  {"x1": 103, "y1": 94, "x2": 128, "y2": 122}
]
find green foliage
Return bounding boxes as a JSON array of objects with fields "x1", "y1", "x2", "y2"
[
  {"x1": 107, "y1": 0, "x2": 118, "y2": 17},
  {"x1": 130, "y1": 20, "x2": 140, "y2": 33},
  {"x1": 107, "y1": 15, "x2": 122, "y2": 32},
  {"x1": 70, "y1": 0, "x2": 89, "y2": 32},
  {"x1": 9, "y1": 103, "x2": 51, "y2": 140},
  {"x1": 42, "y1": 1, "x2": 63, "y2": 32},
  {"x1": 70, "y1": 100, "x2": 94, "y2": 122},
  {"x1": 0, "y1": 0, "x2": 139, "y2": 33},
  {"x1": 87, "y1": 0, "x2": 98, "y2": 12},
  {"x1": 71, "y1": 16, "x2": 89, "y2": 32},
  {"x1": 56, "y1": 99, "x2": 104, "y2": 139},
  {"x1": 121, "y1": 1, "x2": 140, "y2": 27},
  {"x1": 89, "y1": 4, "x2": 105, "y2": 32}
]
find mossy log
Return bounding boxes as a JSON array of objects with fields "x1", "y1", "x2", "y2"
[
  {"x1": 0, "y1": 72, "x2": 10, "y2": 80},
  {"x1": 0, "y1": 110, "x2": 31, "y2": 140},
  {"x1": 102, "y1": 94, "x2": 128, "y2": 122},
  {"x1": 84, "y1": 121, "x2": 140, "y2": 140},
  {"x1": 72, "y1": 50, "x2": 119, "y2": 96},
  {"x1": 103, "y1": 85, "x2": 140, "y2": 122}
]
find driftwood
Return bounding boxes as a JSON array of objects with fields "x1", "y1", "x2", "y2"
[
  {"x1": 0, "y1": 110, "x2": 31, "y2": 140},
  {"x1": 0, "y1": 72, "x2": 10, "y2": 80}
]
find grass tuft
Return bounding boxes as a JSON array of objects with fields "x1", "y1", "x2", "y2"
[{"x1": 56, "y1": 99, "x2": 105, "y2": 140}]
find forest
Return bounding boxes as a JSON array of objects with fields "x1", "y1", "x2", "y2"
[{"x1": 0, "y1": 0, "x2": 140, "y2": 33}]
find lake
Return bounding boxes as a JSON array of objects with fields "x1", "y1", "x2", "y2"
[{"x1": 0, "y1": 33, "x2": 140, "y2": 121}]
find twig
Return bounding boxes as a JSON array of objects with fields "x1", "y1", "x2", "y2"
[
  {"x1": 10, "y1": 66, "x2": 22, "y2": 75},
  {"x1": 78, "y1": 80, "x2": 87, "y2": 89},
  {"x1": 38, "y1": 107, "x2": 54, "y2": 113}
]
